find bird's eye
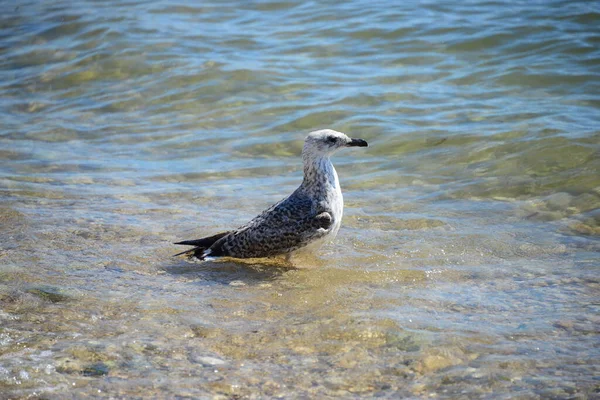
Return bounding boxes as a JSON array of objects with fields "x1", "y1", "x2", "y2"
[{"x1": 326, "y1": 136, "x2": 337, "y2": 144}]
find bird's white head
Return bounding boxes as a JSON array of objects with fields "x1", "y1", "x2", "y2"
[{"x1": 303, "y1": 129, "x2": 368, "y2": 159}]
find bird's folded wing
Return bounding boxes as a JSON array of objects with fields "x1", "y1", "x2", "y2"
[{"x1": 209, "y1": 193, "x2": 331, "y2": 258}]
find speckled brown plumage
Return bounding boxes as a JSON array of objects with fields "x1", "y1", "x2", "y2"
[{"x1": 174, "y1": 129, "x2": 368, "y2": 260}]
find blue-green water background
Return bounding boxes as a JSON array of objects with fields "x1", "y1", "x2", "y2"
[{"x1": 1, "y1": 0, "x2": 599, "y2": 398}]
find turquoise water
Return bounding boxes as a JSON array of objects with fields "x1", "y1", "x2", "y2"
[{"x1": 1, "y1": 0, "x2": 599, "y2": 398}]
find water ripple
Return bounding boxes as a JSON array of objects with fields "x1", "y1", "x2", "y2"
[{"x1": 0, "y1": 0, "x2": 599, "y2": 398}]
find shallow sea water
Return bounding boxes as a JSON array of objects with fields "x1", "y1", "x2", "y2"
[{"x1": 1, "y1": 0, "x2": 599, "y2": 398}]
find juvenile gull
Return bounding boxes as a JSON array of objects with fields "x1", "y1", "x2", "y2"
[{"x1": 174, "y1": 129, "x2": 368, "y2": 260}]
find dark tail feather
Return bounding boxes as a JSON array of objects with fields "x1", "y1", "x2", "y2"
[
  {"x1": 174, "y1": 231, "x2": 229, "y2": 247},
  {"x1": 173, "y1": 231, "x2": 230, "y2": 258},
  {"x1": 173, "y1": 247, "x2": 200, "y2": 257}
]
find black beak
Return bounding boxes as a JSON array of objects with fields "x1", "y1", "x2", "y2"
[{"x1": 347, "y1": 138, "x2": 368, "y2": 147}]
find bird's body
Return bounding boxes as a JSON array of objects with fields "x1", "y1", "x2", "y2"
[{"x1": 174, "y1": 129, "x2": 367, "y2": 261}]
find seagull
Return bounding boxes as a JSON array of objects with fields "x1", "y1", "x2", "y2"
[{"x1": 174, "y1": 129, "x2": 368, "y2": 261}]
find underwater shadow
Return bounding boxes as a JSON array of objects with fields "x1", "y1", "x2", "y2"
[{"x1": 162, "y1": 257, "x2": 295, "y2": 286}]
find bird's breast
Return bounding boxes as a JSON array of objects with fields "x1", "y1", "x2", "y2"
[
  {"x1": 304, "y1": 157, "x2": 344, "y2": 237},
  {"x1": 329, "y1": 185, "x2": 343, "y2": 237}
]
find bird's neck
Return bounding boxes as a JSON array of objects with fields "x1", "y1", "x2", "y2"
[{"x1": 301, "y1": 154, "x2": 340, "y2": 195}]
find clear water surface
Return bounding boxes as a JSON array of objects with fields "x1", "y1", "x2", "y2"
[{"x1": 1, "y1": 0, "x2": 599, "y2": 398}]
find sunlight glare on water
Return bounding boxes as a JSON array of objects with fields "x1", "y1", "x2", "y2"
[{"x1": 0, "y1": 0, "x2": 599, "y2": 398}]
